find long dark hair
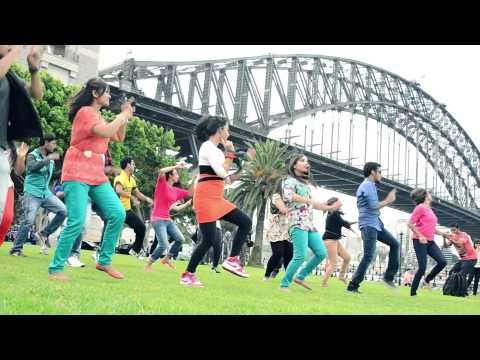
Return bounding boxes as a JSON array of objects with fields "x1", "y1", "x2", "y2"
[
  {"x1": 288, "y1": 154, "x2": 316, "y2": 186},
  {"x1": 165, "y1": 168, "x2": 182, "y2": 187},
  {"x1": 195, "y1": 115, "x2": 228, "y2": 142},
  {"x1": 68, "y1": 78, "x2": 109, "y2": 122},
  {"x1": 325, "y1": 196, "x2": 343, "y2": 215}
]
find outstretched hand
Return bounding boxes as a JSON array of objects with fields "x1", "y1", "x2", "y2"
[
  {"x1": 27, "y1": 46, "x2": 41, "y2": 71},
  {"x1": 16, "y1": 142, "x2": 29, "y2": 158},
  {"x1": 176, "y1": 160, "x2": 188, "y2": 169},
  {"x1": 121, "y1": 102, "x2": 134, "y2": 120},
  {"x1": 386, "y1": 189, "x2": 397, "y2": 204}
]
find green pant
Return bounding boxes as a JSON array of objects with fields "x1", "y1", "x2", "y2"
[
  {"x1": 48, "y1": 181, "x2": 126, "y2": 274},
  {"x1": 280, "y1": 227, "x2": 327, "y2": 288}
]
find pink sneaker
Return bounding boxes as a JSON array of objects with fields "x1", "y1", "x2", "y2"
[
  {"x1": 222, "y1": 256, "x2": 249, "y2": 278},
  {"x1": 180, "y1": 272, "x2": 204, "y2": 287}
]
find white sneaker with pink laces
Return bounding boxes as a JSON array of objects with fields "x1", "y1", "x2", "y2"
[
  {"x1": 180, "y1": 272, "x2": 204, "y2": 287},
  {"x1": 222, "y1": 256, "x2": 249, "y2": 278}
]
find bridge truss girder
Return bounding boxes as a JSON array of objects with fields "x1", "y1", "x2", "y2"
[{"x1": 99, "y1": 54, "x2": 480, "y2": 210}]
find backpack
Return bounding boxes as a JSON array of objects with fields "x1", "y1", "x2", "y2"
[{"x1": 443, "y1": 272, "x2": 468, "y2": 297}]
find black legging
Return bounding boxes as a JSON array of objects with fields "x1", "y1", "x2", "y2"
[
  {"x1": 467, "y1": 268, "x2": 480, "y2": 295},
  {"x1": 192, "y1": 227, "x2": 223, "y2": 267},
  {"x1": 102, "y1": 210, "x2": 146, "y2": 253},
  {"x1": 411, "y1": 240, "x2": 447, "y2": 296},
  {"x1": 264, "y1": 240, "x2": 293, "y2": 277},
  {"x1": 125, "y1": 210, "x2": 146, "y2": 253},
  {"x1": 187, "y1": 208, "x2": 252, "y2": 273}
]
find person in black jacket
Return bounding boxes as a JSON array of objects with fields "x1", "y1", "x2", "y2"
[
  {"x1": 321, "y1": 197, "x2": 360, "y2": 287},
  {"x1": 0, "y1": 45, "x2": 43, "y2": 251}
]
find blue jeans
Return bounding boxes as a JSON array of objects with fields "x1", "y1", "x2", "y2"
[
  {"x1": 69, "y1": 200, "x2": 92, "y2": 258},
  {"x1": 348, "y1": 225, "x2": 399, "y2": 290},
  {"x1": 150, "y1": 219, "x2": 184, "y2": 262},
  {"x1": 11, "y1": 193, "x2": 67, "y2": 253}
]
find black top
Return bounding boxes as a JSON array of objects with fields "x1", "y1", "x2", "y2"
[
  {"x1": 322, "y1": 211, "x2": 352, "y2": 240},
  {"x1": 4, "y1": 71, "x2": 42, "y2": 143}
]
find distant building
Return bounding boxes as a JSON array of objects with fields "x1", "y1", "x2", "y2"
[{"x1": 17, "y1": 45, "x2": 100, "y2": 85}]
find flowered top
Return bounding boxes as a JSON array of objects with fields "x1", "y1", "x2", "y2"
[
  {"x1": 265, "y1": 193, "x2": 290, "y2": 243},
  {"x1": 282, "y1": 176, "x2": 317, "y2": 233}
]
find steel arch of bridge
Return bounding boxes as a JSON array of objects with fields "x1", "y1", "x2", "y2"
[{"x1": 99, "y1": 54, "x2": 480, "y2": 210}]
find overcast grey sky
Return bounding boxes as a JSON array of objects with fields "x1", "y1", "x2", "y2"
[
  {"x1": 99, "y1": 45, "x2": 480, "y2": 149},
  {"x1": 98, "y1": 45, "x2": 480, "y2": 240}
]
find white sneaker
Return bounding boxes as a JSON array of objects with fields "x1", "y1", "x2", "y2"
[
  {"x1": 92, "y1": 249, "x2": 100, "y2": 261},
  {"x1": 129, "y1": 249, "x2": 146, "y2": 261},
  {"x1": 40, "y1": 244, "x2": 49, "y2": 255},
  {"x1": 222, "y1": 256, "x2": 249, "y2": 278},
  {"x1": 66, "y1": 256, "x2": 85, "y2": 268}
]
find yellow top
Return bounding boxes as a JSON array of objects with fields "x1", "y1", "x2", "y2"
[{"x1": 114, "y1": 170, "x2": 137, "y2": 210}]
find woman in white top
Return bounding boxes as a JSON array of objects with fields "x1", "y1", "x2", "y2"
[
  {"x1": 180, "y1": 115, "x2": 253, "y2": 287},
  {"x1": 263, "y1": 178, "x2": 292, "y2": 280}
]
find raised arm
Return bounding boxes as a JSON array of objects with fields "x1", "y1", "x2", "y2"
[
  {"x1": 159, "y1": 160, "x2": 188, "y2": 177},
  {"x1": 110, "y1": 123, "x2": 127, "y2": 142},
  {"x1": 93, "y1": 103, "x2": 133, "y2": 139},
  {"x1": 25, "y1": 47, "x2": 43, "y2": 100},
  {"x1": 13, "y1": 142, "x2": 29, "y2": 176},
  {"x1": 26, "y1": 152, "x2": 58, "y2": 172},
  {"x1": 377, "y1": 189, "x2": 396, "y2": 209}
]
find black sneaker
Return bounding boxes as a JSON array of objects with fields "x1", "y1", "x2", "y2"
[
  {"x1": 347, "y1": 288, "x2": 362, "y2": 294},
  {"x1": 382, "y1": 279, "x2": 398, "y2": 289},
  {"x1": 212, "y1": 266, "x2": 221, "y2": 273}
]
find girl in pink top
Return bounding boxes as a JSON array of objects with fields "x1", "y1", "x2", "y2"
[
  {"x1": 144, "y1": 160, "x2": 192, "y2": 272},
  {"x1": 407, "y1": 188, "x2": 449, "y2": 296}
]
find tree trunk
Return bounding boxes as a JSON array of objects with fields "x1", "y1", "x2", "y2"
[{"x1": 249, "y1": 200, "x2": 266, "y2": 267}]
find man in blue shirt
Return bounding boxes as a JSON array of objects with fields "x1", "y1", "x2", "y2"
[
  {"x1": 347, "y1": 162, "x2": 399, "y2": 293},
  {"x1": 10, "y1": 133, "x2": 66, "y2": 256}
]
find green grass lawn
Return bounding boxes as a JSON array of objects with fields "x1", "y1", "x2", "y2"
[{"x1": 1, "y1": 243, "x2": 479, "y2": 315}]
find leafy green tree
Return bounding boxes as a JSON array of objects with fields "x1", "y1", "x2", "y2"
[
  {"x1": 10, "y1": 63, "x2": 190, "y2": 224},
  {"x1": 228, "y1": 140, "x2": 292, "y2": 266}
]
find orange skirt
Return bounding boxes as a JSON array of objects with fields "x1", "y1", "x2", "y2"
[{"x1": 193, "y1": 180, "x2": 235, "y2": 224}]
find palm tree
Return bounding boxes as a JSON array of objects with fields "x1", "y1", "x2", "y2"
[{"x1": 228, "y1": 140, "x2": 292, "y2": 266}]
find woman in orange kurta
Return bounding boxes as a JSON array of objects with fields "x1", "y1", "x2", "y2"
[
  {"x1": 180, "y1": 115, "x2": 253, "y2": 287},
  {"x1": 48, "y1": 78, "x2": 133, "y2": 282}
]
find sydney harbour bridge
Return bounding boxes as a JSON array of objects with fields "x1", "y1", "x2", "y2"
[{"x1": 99, "y1": 54, "x2": 480, "y2": 238}]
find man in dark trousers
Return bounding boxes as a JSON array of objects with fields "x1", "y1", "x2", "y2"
[
  {"x1": 11, "y1": 133, "x2": 66, "y2": 256},
  {"x1": 347, "y1": 162, "x2": 400, "y2": 294}
]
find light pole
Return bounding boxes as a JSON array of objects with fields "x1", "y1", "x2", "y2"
[
  {"x1": 396, "y1": 220, "x2": 408, "y2": 286},
  {"x1": 398, "y1": 231, "x2": 404, "y2": 286}
]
